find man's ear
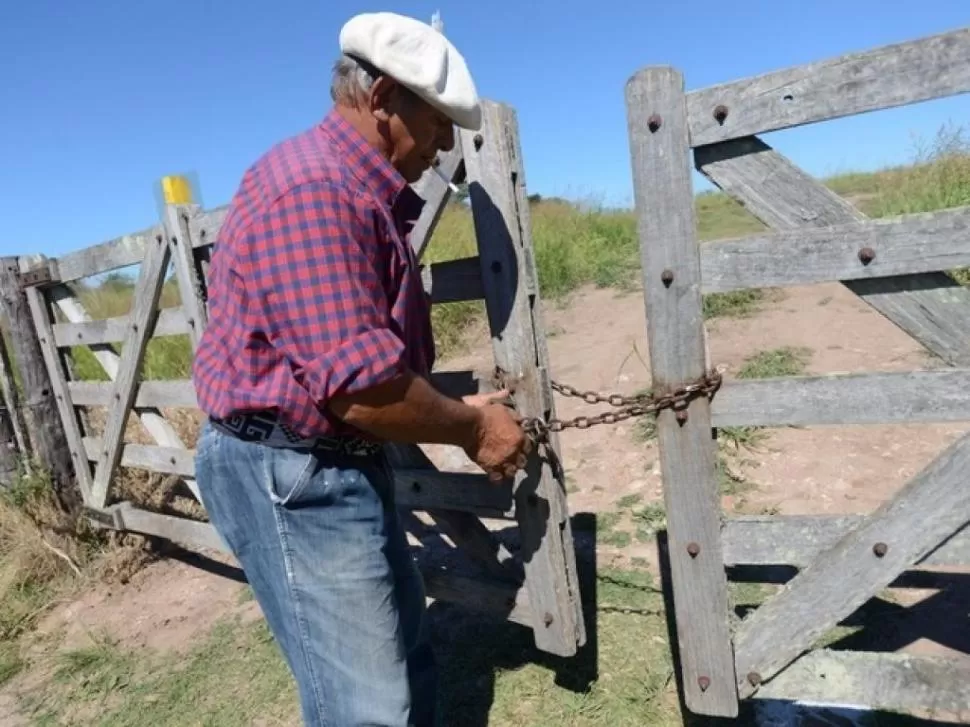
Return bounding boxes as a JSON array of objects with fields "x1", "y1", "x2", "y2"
[{"x1": 367, "y1": 76, "x2": 399, "y2": 123}]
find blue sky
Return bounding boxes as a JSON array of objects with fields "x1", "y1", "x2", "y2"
[{"x1": 2, "y1": 0, "x2": 969, "y2": 260}]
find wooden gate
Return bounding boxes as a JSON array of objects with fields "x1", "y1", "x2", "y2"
[
  {"x1": 18, "y1": 99, "x2": 585, "y2": 658},
  {"x1": 625, "y1": 26, "x2": 970, "y2": 718}
]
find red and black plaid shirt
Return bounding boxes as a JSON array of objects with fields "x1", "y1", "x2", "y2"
[{"x1": 192, "y1": 109, "x2": 435, "y2": 439}]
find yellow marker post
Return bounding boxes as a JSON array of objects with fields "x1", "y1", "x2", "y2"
[{"x1": 160, "y1": 174, "x2": 194, "y2": 204}]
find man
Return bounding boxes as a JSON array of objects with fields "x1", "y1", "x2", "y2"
[{"x1": 191, "y1": 11, "x2": 531, "y2": 727}]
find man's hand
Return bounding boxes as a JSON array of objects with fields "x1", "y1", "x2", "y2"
[{"x1": 463, "y1": 401, "x2": 532, "y2": 482}]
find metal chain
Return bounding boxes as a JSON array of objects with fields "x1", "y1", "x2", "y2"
[{"x1": 495, "y1": 368, "x2": 723, "y2": 443}]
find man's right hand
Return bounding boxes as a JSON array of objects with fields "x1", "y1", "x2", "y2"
[{"x1": 464, "y1": 402, "x2": 532, "y2": 482}]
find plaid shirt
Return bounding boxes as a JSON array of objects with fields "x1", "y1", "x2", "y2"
[{"x1": 192, "y1": 110, "x2": 435, "y2": 440}]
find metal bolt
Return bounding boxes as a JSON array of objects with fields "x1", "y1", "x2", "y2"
[
  {"x1": 675, "y1": 409, "x2": 688, "y2": 425},
  {"x1": 661, "y1": 269, "x2": 674, "y2": 287},
  {"x1": 747, "y1": 672, "x2": 762, "y2": 687},
  {"x1": 873, "y1": 542, "x2": 888, "y2": 558},
  {"x1": 859, "y1": 247, "x2": 876, "y2": 265},
  {"x1": 713, "y1": 105, "x2": 729, "y2": 125},
  {"x1": 156, "y1": 234, "x2": 163, "y2": 243},
  {"x1": 697, "y1": 676, "x2": 711, "y2": 692},
  {"x1": 647, "y1": 114, "x2": 662, "y2": 133},
  {"x1": 473, "y1": 134, "x2": 484, "y2": 151},
  {"x1": 543, "y1": 612, "x2": 554, "y2": 627},
  {"x1": 687, "y1": 542, "x2": 700, "y2": 558}
]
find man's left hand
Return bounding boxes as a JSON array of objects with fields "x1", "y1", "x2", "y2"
[{"x1": 462, "y1": 390, "x2": 511, "y2": 408}]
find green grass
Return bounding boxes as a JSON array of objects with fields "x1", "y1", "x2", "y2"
[
  {"x1": 738, "y1": 346, "x2": 812, "y2": 379},
  {"x1": 10, "y1": 566, "x2": 687, "y2": 727}
]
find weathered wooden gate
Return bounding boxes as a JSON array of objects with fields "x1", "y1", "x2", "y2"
[
  {"x1": 18, "y1": 99, "x2": 585, "y2": 658},
  {"x1": 625, "y1": 26, "x2": 970, "y2": 718}
]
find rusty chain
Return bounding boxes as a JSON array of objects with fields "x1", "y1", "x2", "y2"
[{"x1": 493, "y1": 368, "x2": 724, "y2": 443}]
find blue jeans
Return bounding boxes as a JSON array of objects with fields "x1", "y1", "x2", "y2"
[{"x1": 194, "y1": 421, "x2": 439, "y2": 726}]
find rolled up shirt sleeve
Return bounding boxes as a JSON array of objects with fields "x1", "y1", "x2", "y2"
[{"x1": 247, "y1": 180, "x2": 408, "y2": 409}]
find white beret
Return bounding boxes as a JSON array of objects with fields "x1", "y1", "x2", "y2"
[{"x1": 339, "y1": 12, "x2": 481, "y2": 131}]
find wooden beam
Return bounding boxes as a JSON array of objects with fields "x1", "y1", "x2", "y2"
[
  {"x1": 187, "y1": 206, "x2": 227, "y2": 249},
  {"x1": 384, "y1": 442, "x2": 521, "y2": 583},
  {"x1": 722, "y1": 515, "x2": 970, "y2": 569},
  {"x1": 4, "y1": 256, "x2": 88, "y2": 509},
  {"x1": 421, "y1": 566, "x2": 532, "y2": 628},
  {"x1": 82, "y1": 437, "x2": 194, "y2": 478},
  {"x1": 89, "y1": 236, "x2": 171, "y2": 508},
  {"x1": 54, "y1": 225, "x2": 162, "y2": 283},
  {"x1": 733, "y1": 429, "x2": 970, "y2": 697},
  {"x1": 753, "y1": 650, "x2": 970, "y2": 714},
  {"x1": 626, "y1": 67, "x2": 738, "y2": 716},
  {"x1": 421, "y1": 257, "x2": 485, "y2": 304},
  {"x1": 87, "y1": 501, "x2": 229, "y2": 554},
  {"x1": 162, "y1": 205, "x2": 207, "y2": 350},
  {"x1": 711, "y1": 368, "x2": 970, "y2": 427},
  {"x1": 461, "y1": 100, "x2": 585, "y2": 658},
  {"x1": 410, "y1": 140, "x2": 465, "y2": 259},
  {"x1": 686, "y1": 26, "x2": 970, "y2": 146},
  {"x1": 393, "y1": 468, "x2": 513, "y2": 519},
  {"x1": 699, "y1": 206, "x2": 970, "y2": 294},
  {"x1": 695, "y1": 137, "x2": 970, "y2": 366},
  {"x1": 53, "y1": 307, "x2": 190, "y2": 347}
]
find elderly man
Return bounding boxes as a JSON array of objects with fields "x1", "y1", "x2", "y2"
[{"x1": 191, "y1": 11, "x2": 530, "y2": 727}]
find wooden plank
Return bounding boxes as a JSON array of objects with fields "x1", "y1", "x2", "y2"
[
  {"x1": 384, "y1": 442, "x2": 521, "y2": 583},
  {"x1": 68, "y1": 380, "x2": 197, "y2": 408},
  {"x1": 711, "y1": 368, "x2": 970, "y2": 427},
  {"x1": 0, "y1": 328, "x2": 30, "y2": 462},
  {"x1": 53, "y1": 307, "x2": 189, "y2": 347},
  {"x1": 82, "y1": 437, "x2": 194, "y2": 478},
  {"x1": 626, "y1": 67, "x2": 738, "y2": 716},
  {"x1": 754, "y1": 650, "x2": 970, "y2": 714},
  {"x1": 89, "y1": 502, "x2": 229, "y2": 554},
  {"x1": 421, "y1": 257, "x2": 485, "y2": 304},
  {"x1": 55, "y1": 225, "x2": 161, "y2": 283},
  {"x1": 4, "y1": 257, "x2": 90, "y2": 508},
  {"x1": 421, "y1": 567, "x2": 532, "y2": 628},
  {"x1": 89, "y1": 236, "x2": 171, "y2": 508},
  {"x1": 187, "y1": 205, "x2": 228, "y2": 249},
  {"x1": 161, "y1": 205, "x2": 207, "y2": 349},
  {"x1": 686, "y1": 26, "x2": 970, "y2": 146},
  {"x1": 733, "y1": 429, "x2": 970, "y2": 697},
  {"x1": 722, "y1": 515, "x2": 970, "y2": 568},
  {"x1": 695, "y1": 137, "x2": 970, "y2": 365},
  {"x1": 699, "y1": 206, "x2": 970, "y2": 294},
  {"x1": 49, "y1": 286, "x2": 201, "y2": 501},
  {"x1": 461, "y1": 100, "x2": 584, "y2": 657},
  {"x1": 393, "y1": 468, "x2": 513, "y2": 519},
  {"x1": 410, "y1": 140, "x2": 465, "y2": 259}
]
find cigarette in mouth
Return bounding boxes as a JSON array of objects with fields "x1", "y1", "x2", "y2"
[{"x1": 431, "y1": 158, "x2": 460, "y2": 194}]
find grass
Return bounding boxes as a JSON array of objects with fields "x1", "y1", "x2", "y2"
[{"x1": 737, "y1": 346, "x2": 812, "y2": 380}]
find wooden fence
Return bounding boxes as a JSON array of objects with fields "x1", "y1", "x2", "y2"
[
  {"x1": 10, "y1": 99, "x2": 585, "y2": 659},
  {"x1": 625, "y1": 25, "x2": 970, "y2": 718}
]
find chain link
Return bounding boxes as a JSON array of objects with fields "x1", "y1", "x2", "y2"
[{"x1": 494, "y1": 368, "x2": 723, "y2": 443}]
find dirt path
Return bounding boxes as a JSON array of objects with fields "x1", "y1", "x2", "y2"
[{"x1": 4, "y1": 280, "x2": 969, "y2": 722}]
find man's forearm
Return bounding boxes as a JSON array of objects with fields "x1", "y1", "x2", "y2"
[{"x1": 327, "y1": 368, "x2": 483, "y2": 448}]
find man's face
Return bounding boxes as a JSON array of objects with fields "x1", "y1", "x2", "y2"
[{"x1": 369, "y1": 79, "x2": 456, "y2": 183}]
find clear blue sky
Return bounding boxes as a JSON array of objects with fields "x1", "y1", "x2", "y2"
[{"x1": 2, "y1": 0, "x2": 969, "y2": 260}]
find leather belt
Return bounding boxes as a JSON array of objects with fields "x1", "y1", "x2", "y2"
[{"x1": 210, "y1": 411, "x2": 383, "y2": 457}]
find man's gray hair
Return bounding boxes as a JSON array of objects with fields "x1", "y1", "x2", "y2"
[{"x1": 330, "y1": 55, "x2": 379, "y2": 107}]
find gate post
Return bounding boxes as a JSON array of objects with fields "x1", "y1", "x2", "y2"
[{"x1": 625, "y1": 67, "x2": 738, "y2": 717}]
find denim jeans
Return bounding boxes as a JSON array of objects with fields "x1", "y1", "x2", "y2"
[{"x1": 194, "y1": 420, "x2": 439, "y2": 726}]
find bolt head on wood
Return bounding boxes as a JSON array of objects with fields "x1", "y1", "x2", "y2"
[
  {"x1": 647, "y1": 114, "x2": 662, "y2": 133},
  {"x1": 713, "y1": 105, "x2": 729, "y2": 125},
  {"x1": 543, "y1": 612, "x2": 554, "y2": 627},
  {"x1": 675, "y1": 409, "x2": 688, "y2": 425},
  {"x1": 697, "y1": 675, "x2": 711, "y2": 692},
  {"x1": 686, "y1": 542, "x2": 700, "y2": 558},
  {"x1": 858, "y1": 246, "x2": 876, "y2": 265},
  {"x1": 873, "y1": 542, "x2": 888, "y2": 557},
  {"x1": 747, "y1": 671, "x2": 762, "y2": 687},
  {"x1": 661, "y1": 269, "x2": 674, "y2": 287},
  {"x1": 473, "y1": 134, "x2": 484, "y2": 150}
]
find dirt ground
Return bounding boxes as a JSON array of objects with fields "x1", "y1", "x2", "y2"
[{"x1": 7, "y1": 279, "x2": 970, "y2": 721}]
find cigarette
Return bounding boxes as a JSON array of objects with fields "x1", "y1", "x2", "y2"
[{"x1": 432, "y1": 159, "x2": 460, "y2": 194}]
